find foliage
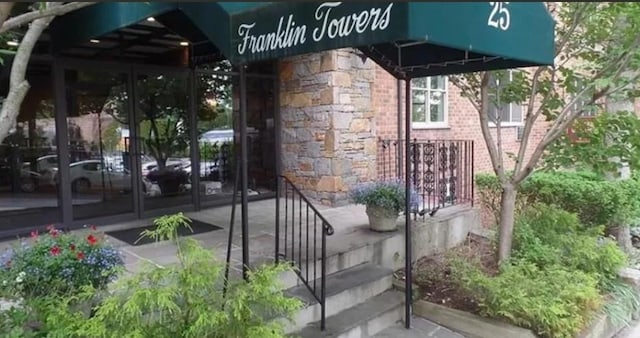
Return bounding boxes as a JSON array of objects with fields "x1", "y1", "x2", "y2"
[
  {"x1": 602, "y1": 279, "x2": 640, "y2": 328},
  {"x1": 513, "y1": 204, "x2": 626, "y2": 285},
  {"x1": 476, "y1": 171, "x2": 640, "y2": 228},
  {"x1": 350, "y1": 179, "x2": 419, "y2": 213},
  {"x1": 545, "y1": 112, "x2": 640, "y2": 176},
  {"x1": 451, "y1": 2, "x2": 640, "y2": 261},
  {"x1": 443, "y1": 203, "x2": 629, "y2": 338},
  {"x1": 454, "y1": 260, "x2": 602, "y2": 338},
  {"x1": 0, "y1": 213, "x2": 302, "y2": 338},
  {"x1": 0, "y1": 225, "x2": 124, "y2": 300}
]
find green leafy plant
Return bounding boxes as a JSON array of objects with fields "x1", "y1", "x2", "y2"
[
  {"x1": 476, "y1": 171, "x2": 640, "y2": 229},
  {"x1": 12, "y1": 213, "x2": 302, "y2": 338},
  {"x1": 513, "y1": 204, "x2": 627, "y2": 285},
  {"x1": 453, "y1": 260, "x2": 602, "y2": 338},
  {"x1": 0, "y1": 225, "x2": 124, "y2": 300},
  {"x1": 350, "y1": 179, "x2": 419, "y2": 213},
  {"x1": 602, "y1": 279, "x2": 640, "y2": 328}
]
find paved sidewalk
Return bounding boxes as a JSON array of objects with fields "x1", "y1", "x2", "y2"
[{"x1": 375, "y1": 317, "x2": 466, "y2": 338}]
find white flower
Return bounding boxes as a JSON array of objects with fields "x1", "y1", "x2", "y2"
[
  {"x1": 15, "y1": 271, "x2": 25, "y2": 284},
  {"x1": 15, "y1": 277, "x2": 22, "y2": 283},
  {"x1": 1, "y1": 280, "x2": 6, "y2": 286}
]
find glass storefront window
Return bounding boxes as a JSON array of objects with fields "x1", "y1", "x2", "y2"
[
  {"x1": 64, "y1": 69, "x2": 133, "y2": 220},
  {"x1": 0, "y1": 63, "x2": 61, "y2": 232}
]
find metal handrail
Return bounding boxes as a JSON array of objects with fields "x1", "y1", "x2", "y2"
[{"x1": 275, "y1": 175, "x2": 335, "y2": 331}]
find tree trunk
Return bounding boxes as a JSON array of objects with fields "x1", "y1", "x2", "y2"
[
  {"x1": 498, "y1": 184, "x2": 517, "y2": 264},
  {"x1": 609, "y1": 225, "x2": 633, "y2": 253}
]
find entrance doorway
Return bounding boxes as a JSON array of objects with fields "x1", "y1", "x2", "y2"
[{"x1": 51, "y1": 60, "x2": 277, "y2": 225}]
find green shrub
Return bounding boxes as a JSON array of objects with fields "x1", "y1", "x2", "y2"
[
  {"x1": 513, "y1": 204, "x2": 627, "y2": 285},
  {"x1": 5, "y1": 213, "x2": 302, "y2": 338},
  {"x1": 0, "y1": 226, "x2": 124, "y2": 300},
  {"x1": 475, "y1": 171, "x2": 640, "y2": 227},
  {"x1": 453, "y1": 261, "x2": 602, "y2": 338}
]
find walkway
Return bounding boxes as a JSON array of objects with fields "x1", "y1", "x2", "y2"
[{"x1": 375, "y1": 317, "x2": 466, "y2": 338}]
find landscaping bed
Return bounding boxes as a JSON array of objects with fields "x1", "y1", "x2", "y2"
[{"x1": 401, "y1": 203, "x2": 640, "y2": 338}]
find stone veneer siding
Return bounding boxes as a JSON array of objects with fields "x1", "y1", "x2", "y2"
[{"x1": 279, "y1": 48, "x2": 377, "y2": 206}]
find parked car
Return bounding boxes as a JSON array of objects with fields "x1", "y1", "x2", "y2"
[{"x1": 67, "y1": 160, "x2": 132, "y2": 193}]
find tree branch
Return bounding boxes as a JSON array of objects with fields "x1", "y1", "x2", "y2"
[
  {"x1": 0, "y1": 2, "x2": 95, "y2": 34},
  {"x1": 513, "y1": 66, "x2": 547, "y2": 178},
  {"x1": 555, "y1": 3, "x2": 593, "y2": 57},
  {"x1": 477, "y1": 72, "x2": 506, "y2": 181},
  {"x1": 0, "y1": 9, "x2": 55, "y2": 145}
]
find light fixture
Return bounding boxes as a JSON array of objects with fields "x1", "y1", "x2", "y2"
[
  {"x1": 180, "y1": 41, "x2": 189, "y2": 46},
  {"x1": 7, "y1": 41, "x2": 18, "y2": 47},
  {"x1": 147, "y1": 17, "x2": 155, "y2": 22},
  {"x1": 90, "y1": 39, "x2": 100, "y2": 44}
]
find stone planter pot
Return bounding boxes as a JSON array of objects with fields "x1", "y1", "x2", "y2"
[{"x1": 365, "y1": 205, "x2": 399, "y2": 232}]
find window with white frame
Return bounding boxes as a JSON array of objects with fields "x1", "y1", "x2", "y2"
[
  {"x1": 570, "y1": 79, "x2": 597, "y2": 117},
  {"x1": 411, "y1": 76, "x2": 447, "y2": 128},
  {"x1": 488, "y1": 71, "x2": 523, "y2": 125}
]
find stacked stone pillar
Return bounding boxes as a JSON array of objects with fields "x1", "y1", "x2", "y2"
[{"x1": 279, "y1": 48, "x2": 377, "y2": 206}]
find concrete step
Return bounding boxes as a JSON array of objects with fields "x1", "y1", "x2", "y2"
[
  {"x1": 277, "y1": 225, "x2": 403, "y2": 290},
  {"x1": 285, "y1": 263, "x2": 394, "y2": 334},
  {"x1": 296, "y1": 290, "x2": 404, "y2": 338},
  {"x1": 373, "y1": 317, "x2": 466, "y2": 338}
]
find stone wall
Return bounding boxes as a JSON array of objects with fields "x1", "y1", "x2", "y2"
[{"x1": 279, "y1": 48, "x2": 377, "y2": 206}]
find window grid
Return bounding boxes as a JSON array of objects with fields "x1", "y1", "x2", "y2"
[{"x1": 411, "y1": 76, "x2": 448, "y2": 127}]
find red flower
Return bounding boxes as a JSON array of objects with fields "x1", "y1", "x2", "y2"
[
  {"x1": 46, "y1": 224, "x2": 54, "y2": 231},
  {"x1": 87, "y1": 234, "x2": 98, "y2": 246},
  {"x1": 50, "y1": 246, "x2": 61, "y2": 256},
  {"x1": 90, "y1": 225, "x2": 97, "y2": 231},
  {"x1": 50, "y1": 229, "x2": 59, "y2": 238},
  {"x1": 76, "y1": 251, "x2": 85, "y2": 260},
  {"x1": 30, "y1": 230, "x2": 38, "y2": 239},
  {"x1": 69, "y1": 243, "x2": 76, "y2": 251}
]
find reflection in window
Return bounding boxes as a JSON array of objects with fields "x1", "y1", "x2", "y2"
[
  {"x1": 488, "y1": 71, "x2": 523, "y2": 125},
  {"x1": 0, "y1": 63, "x2": 61, "y2": 230},
  {"x1": 65, "y1": 69, "x2": 133, "y2": 220}
]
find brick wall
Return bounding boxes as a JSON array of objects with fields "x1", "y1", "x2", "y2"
[{"x1": 374, "y1": 65, "x2": 549, "y2": 175}]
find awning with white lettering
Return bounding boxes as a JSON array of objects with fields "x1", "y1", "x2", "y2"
[{"x1": 51, "y1": 2, "x2": 554, "y2": 77}]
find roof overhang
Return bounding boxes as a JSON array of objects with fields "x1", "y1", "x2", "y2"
[{"x1": 51, "y1": 2, "x2": 555, "y2": 78}]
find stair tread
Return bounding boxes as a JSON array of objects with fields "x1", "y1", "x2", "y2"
[
  {"x1": 297, "y1": 290, "x2": 404, "y2": 338},
  {"x1": 373, "y1": 317, "x2": 467, "y2": 338},
  {"x1": 286, "y1": 263, "x2": 393, "y2": 306}
]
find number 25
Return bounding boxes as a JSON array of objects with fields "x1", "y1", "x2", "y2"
[{"x1": 488, "y1": 2, "x2": 510, "y2": 31}]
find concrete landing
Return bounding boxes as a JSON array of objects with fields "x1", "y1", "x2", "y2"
[{"x1": 374, "y1": 317, "x2": 466, "y2": 338}]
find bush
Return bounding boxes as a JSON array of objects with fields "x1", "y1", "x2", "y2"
[
  {"x1": 475, "y1": 171, "x2": 640, "y2": 227},
  {"x1": 350, "y1": 179, "x2": 419, "y2": 213},
  {"x1": 454, "y1": 261, "x2": 602, "y2": 338},
  {"x1": 0, "y1": 226, "x2": 124, "y2": 299},
  {"x1": 5, "y1": 214, "x2": 303, "y2": 338},
  {"x1": 513, "y1": 204, "x2": 626, "y2": 285}
]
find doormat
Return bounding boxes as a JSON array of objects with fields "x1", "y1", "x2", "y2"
[{"x1": 106, "y1": 219, "x2": 223, "y2": 246}]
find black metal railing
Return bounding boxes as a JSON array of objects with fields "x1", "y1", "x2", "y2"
[
  {"x1": 275, "y1": 175, "x2": 335, "y2": 331},
  {"x1": 378, "y1": 139, "x2": 474, "y2": 218}
]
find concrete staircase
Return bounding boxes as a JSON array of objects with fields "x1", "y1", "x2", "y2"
[{"x1": 281, "y1": 223, "x2": 407, "y2": 337}]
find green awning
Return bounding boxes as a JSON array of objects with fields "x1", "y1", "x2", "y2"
[{"x1": 51, "y1": 2, "x2": 554, "y2": 78}]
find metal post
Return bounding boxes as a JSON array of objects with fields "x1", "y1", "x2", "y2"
[
  {"x1": 397, "y1": 78, "x2": 403, "y2": 178},
  {"x1": 404, "y1": 77, "x2": 413, "y2": 329},
  {"x1": 239, "y1": 64, "x2": 250, "y2": 280},
  {"x1": 275, "y1": 177, "x2": 280, "y2": 264}
]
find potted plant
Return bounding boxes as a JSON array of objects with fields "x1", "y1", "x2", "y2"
[{"x1": 350, "y1": 180, "x2": 418, "y2": 232}]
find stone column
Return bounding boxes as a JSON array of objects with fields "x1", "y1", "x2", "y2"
[{"x1": 279, "y1": 48, "x2": 377, "y2": 206}]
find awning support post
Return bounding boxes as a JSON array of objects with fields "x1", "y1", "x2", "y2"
[
  {"x1": 404, "y1": 75, "x2": 413, "y2": 329},
  {"x1": 239, "y1": 64, "x2": 250, "y2": 280}
]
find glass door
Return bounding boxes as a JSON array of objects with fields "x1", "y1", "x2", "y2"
[
  {"x1": 63, "y1": 68, "x2": 135, "y2": 220},
  {"x1": 134, "y1": 70, "x2": 193, "y2": 211}
]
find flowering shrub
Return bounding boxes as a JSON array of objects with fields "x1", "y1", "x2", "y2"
[
  {"x1": 0, "y1": 225, "x2": 124, "y2": 299},
  {"x1": 350, "y1": 179, "x2": 420, "y2": 213}
]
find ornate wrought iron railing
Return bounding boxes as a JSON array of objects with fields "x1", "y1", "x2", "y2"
[
  {"x1": 275, "y1": 175, "x2": 335, "y2": 330},
  {"x1": 378, "y1": 139, "x2": 474, "y2": 218}
]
